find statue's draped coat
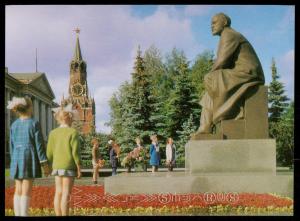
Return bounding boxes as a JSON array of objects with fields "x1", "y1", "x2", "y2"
[{"x1": 201, "y1": 27, "x2": 265, "y2": 123}]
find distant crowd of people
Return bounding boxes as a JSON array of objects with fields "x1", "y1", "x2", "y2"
[{"x1": 7, "y1": 96, "x2": 177, "y2": 216}]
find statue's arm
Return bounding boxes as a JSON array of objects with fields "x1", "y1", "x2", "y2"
[{"x1": 211, "y1": 32, "x2": 240, "y2": 71}]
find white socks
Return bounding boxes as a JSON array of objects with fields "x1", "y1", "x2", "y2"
[
  {"x1": 20, "y1": 195, "x2": 31, "y2": 216},
  {"x1": 13, "y1": 194, "x2": 21, "y2": 216}
]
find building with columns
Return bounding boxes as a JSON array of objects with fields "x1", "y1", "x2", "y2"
[{"x1": 5, "y1": 67, "x2": 59, "y2": 167}]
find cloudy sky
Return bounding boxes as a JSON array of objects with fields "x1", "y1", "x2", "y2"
[{"x1": 5, "y1": 5, "x2": 294, "y2": 134}]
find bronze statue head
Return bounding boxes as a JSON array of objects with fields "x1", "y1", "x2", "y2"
[{"x1": 211, "y1": 13, "x2": 231, "y2": 36}]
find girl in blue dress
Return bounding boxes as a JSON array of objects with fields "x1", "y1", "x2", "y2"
[
  {"x1": 7, "y1": 96, "x2": 50, "y2": 216},
  {"x1": 149, "y1": 134, "x2": 160, "y2": 173}
]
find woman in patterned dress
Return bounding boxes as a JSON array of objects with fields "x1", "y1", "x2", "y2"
[
  {"x1": 47, "y1": 104, "x2": 81, "y2": 216},
  {"x1": 7, "y1": 96, "x2": 50, "y2": 216},
  {"x1": 149, "y1": 134, "x2": 160, "y2": 173}
]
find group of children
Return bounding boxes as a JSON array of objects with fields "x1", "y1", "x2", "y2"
[
  {"x1": 149, "y1": 135, "x2": 176, "y2": 173},
  {"x1": 7, "y1": 96, "x2": 177, "y2": 216},
  {"x1": 8, "y1": 96, "x2": 81, "y2": 216}
]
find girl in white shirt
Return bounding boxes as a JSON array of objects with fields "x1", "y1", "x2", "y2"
[{"x1": 166, "y1": 138, "x2": 176, "y2": 171}]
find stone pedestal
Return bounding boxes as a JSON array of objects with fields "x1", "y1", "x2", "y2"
[
  {"x1": 182, "y1": 139, "x2": 293, "y2": 198},
  {"x1": 185, "y1": 139, "x2": 276, "y2": 174},
  {"x1": 104, "y1": 139, "x2": 293, "y2": 198},
  {"x1": 104, "y1": 172, "x2": 293, "y2": 198}
]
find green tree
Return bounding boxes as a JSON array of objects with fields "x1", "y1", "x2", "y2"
[
  {"x1": 191, "y1": 50, "x2": 214, "y2": 97},
  {"x1": 144, "y1": 45, "x2": 166, "y2": 89},
  {"x1": 269, "y1": 101, "x2": 294, "y2": 167},
  {"x1": 79, "y1": 132, "x2": 110, "y2": 168},
  {"x1": 268, "y1": 58, "x2": 292, "y2": 167},
  {"x1": 176, "y1": 113, "x2": 198, "y2": 163},
  {"x1": 129, "y1": 46, "x2": 154, "y2": 144},
  {"x1": 144, "y1": 46, "x2": 168, "y2": 141},
  {"x1": 109, "y1": 46, "x2": 155, "y2": 154},
  {"x1": 165, "y1": 50, "x2": 201, "y2": 140},
  {"x1": 108, "y1": 81, "x2": 136, "y2": 155},
  {"x1": 268, "y1": 58, "x2": 289, "y2": 122}
]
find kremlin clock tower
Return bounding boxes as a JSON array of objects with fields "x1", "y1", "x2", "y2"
[{"x1": 61, "y1": 28, "x2": 95, "y2": 134}]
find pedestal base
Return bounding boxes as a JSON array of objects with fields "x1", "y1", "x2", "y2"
[
  {"x1": 104, "y1": 171, "x2": 293, "y2": 198},
  {"x1": 185, "y1": 139, "x2": 276, "y2": 174},
  {"x1": 104, "y1": 138, "x2": 292, "y2": 199}
]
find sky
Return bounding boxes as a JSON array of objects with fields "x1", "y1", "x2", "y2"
[{"x1": 5, "y1": 5, "x2": 295, "y2": 134}]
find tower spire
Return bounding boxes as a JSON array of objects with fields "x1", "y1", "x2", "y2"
[{"x1": 73, "y1": 27, "x2": 82, "y2": 61}]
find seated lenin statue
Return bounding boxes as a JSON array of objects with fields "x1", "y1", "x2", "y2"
[{"x1": 197, "y1": 13, "x2": 265, "y2": 134}]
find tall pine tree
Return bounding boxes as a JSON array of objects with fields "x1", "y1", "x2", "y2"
[
  {"x1": 144, "y1": 46, "x2": 168, "y2": 141},
  {"x1": 165, "y1": 50, "x2": 201, "y2": 141},
  {"x1": 191, "y1": 50, "x2": 214, "y2": 98},
  {"x1": 269, "y1": 101, "x2": 294, "y2": 167},
  {"x1": 176, "y1": 113, "x2": 198, "y2": 163},
  {"x1": 129, "y1": 46, "x2": 154, "y2": 145},
  {"x1": 268, "y1": 58, "x2": 289, "y2": 122},
  {"x1": 109, "y1": 81, "x2": 136, "y2": 151},
  {"x1": 268, "y1": 58, "x2": 292, "y2": 167}
]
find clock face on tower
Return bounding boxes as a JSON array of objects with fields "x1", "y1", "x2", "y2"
[{"x1": 71, "y1": 83, "x2": 84, "y2": 96}]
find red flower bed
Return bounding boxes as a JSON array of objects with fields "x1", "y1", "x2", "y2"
[{"x1": 5, "y1": 185, "x2": 293, "y2": 210}]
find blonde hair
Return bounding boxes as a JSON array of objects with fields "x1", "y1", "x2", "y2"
[
  {"x1": 91, "y1": 138, "x2": 100, "y2": 146},
  {"x1": 54, "y1": 109, "x2": 73, "y2": 125},
  {"x1": 150, "y1": 134, "x2": 157, "y2": 141},
  {"x1": 12, "y1": 97, "x2": 33, "y2": 116},
  {"x1": 166, "y1": 137, "x2": 173, "y2": 144}
]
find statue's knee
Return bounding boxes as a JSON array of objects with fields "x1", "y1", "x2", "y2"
[{"x1": 204, "y1": 74, "x2": 209, "y2": 84}]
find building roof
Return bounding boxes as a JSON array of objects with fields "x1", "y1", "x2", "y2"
[
  {"x1": 9, "y1": 72, "x2": 43, "y2": 84},
  {"x1": 8, "y1": 72, "x2": 55, "y2": 99}
]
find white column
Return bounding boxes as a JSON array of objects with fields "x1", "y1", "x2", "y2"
[
  {"x1": 40, "y1": 102, "x2": 46, "y2": 140},
  {"x1": 47, "y1": 105, "x2": 52, "y2": 136},
  {"x1": 33, "y1": 98, "x2": 39, "y2": 122},
  {"x1": 45, "y1": 104, "x2": 48, "y2": 137}
]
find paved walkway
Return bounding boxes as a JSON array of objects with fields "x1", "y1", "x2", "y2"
[
  {"x1": 5, "y1": 167, "x2": 292, "y2": 188},
  {"x1": 5, "y1": 168, "x2": 185, "y2": 188},
  {"x1": 5, "y1": 177, "x2": 105, "y2": 188}
]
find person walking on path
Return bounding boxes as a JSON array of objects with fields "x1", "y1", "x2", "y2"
[{"x1": 7, "y1": 96, "x2": 50, "y2": 216}]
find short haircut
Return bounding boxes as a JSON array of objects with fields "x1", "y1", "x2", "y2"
[
  {"x1": 54, "y1": 110, "x2": 73, "y2": 125},
  {"x1": 12, "y1": 97, "x2": 33, "y2": 116},
  {"x1": 150, "y1": 134, "x2": 157, "y2": 140},
  {"x1": 214, "y1": 13, "x2": 231, "y2": 27},
  {"x1": 166, "y1": 137, "x2": 173, "y2": 144}
]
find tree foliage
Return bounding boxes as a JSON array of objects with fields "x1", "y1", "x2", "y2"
[
  {"x1": 268, "y1": 58, "x2": 289, "y2": 122},
  {"x1": 191, "y1": 50, "x2": 214, "y2": 98},
  {"x1": 79, "y1": 132, "x2": 110, "y2": 168},
  {"x1": 268, "y1": 58, "x2": 293, "y2": 167},
  {"x1": 108, "y1": 46, "x2": 210, "y2": 163},
  {"x1": 269, "y1": 101, "x2": 294, "y2": 167}
]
